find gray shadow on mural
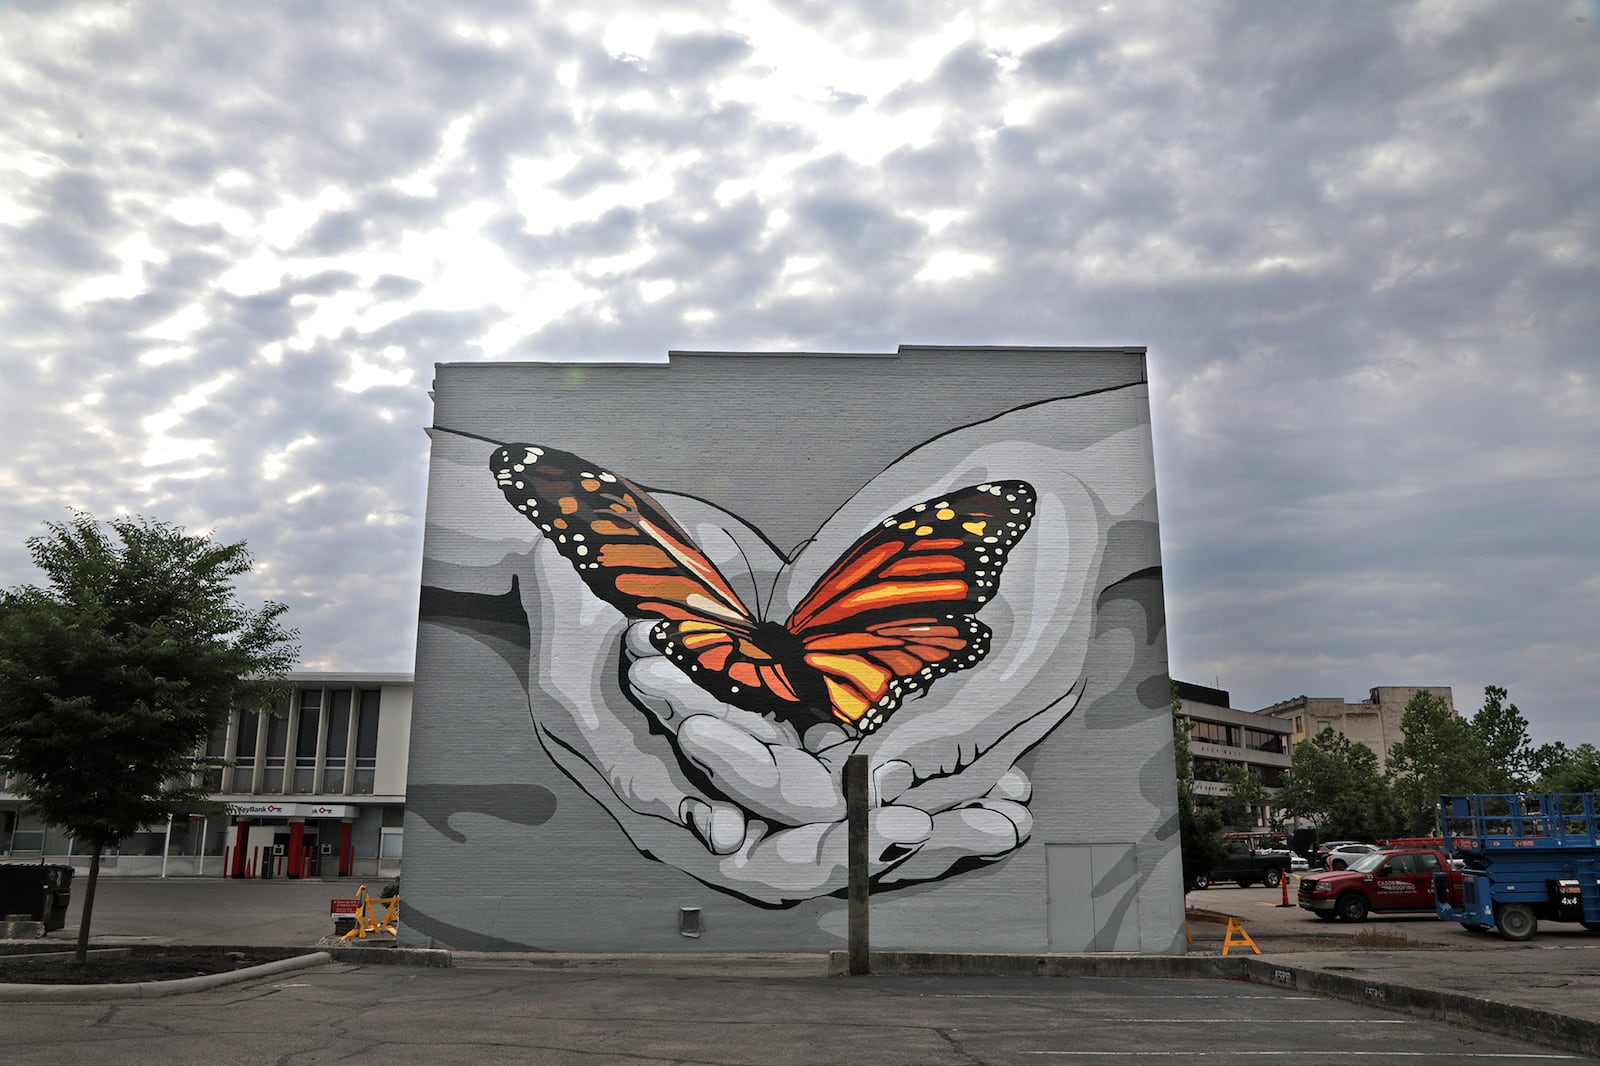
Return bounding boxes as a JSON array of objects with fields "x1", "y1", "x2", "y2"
[
  {"x1": 417, "y1": 578, "x2": 531, "y2": 690},
  {"x1": 406, "y1": 783, "x2": 558, "y2": 844},
  {"x1": 421, "y1": 387, "x2": 1162, "y2": 908}
]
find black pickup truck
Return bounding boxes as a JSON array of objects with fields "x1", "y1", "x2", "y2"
[{"x1": 1192, "y1": 841, "x2": 1296, "y2": 889}]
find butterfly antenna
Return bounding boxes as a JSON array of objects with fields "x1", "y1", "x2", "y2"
[
  {"x1": 431, "y1": 425, "x2": 508, "y2": 447},
  {"x1": 735, "y1": 542, "x2": 765, "y2": 620}
]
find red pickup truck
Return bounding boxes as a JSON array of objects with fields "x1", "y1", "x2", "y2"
[{"x1": 1297, "y1": 846, "x2": 1463, "y2": 922}]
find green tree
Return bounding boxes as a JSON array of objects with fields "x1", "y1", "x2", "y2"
[
  {"x1": 1171, "y1": 684, "x2": 1227, "y2": 890},
  {"x1": 1533, "y1": 743, "x2": 1600, "y2": 793},
  {"x1": 1471, "y1": 685, "x2": 1534, "y2": 791},
  {"x1": 0, "y1": 513, "x2": 298, "y2": 961},
  {"x1": 1530, "y1": 740, "x2": 1571, "y2": 782},
  {"x1": 1276, "y1": 727, "x2": 1395, "y2": 841},
  {"x1": 1387, "y1": 689, "x2": 1490, "y2": 835},
  {"x1": 1216, "y1": 762, "x2": 1270, "y2": 832}
]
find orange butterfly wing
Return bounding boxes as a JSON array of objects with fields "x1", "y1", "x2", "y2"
[
  {"x1": 490, "y1": 443, "x2": 755, "y2": 629},
  {"x1": 493, "y1": 443, "x2": 822, "y2": 718},
  {"x1": 785, "y1": 481, "x2": 1035, "y2": 731},
  {"x1": 492, "y1": 442, "x2": 1035, "y2": 734}
]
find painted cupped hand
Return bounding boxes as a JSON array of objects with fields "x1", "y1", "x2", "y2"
[{"x1": 503, "y1": 394, "x2": 1143, "y2": 904}]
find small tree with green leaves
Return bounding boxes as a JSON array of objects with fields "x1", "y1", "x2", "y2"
[
  {"x1": 1275, "y1": 727, "x2": 1396, "y2": 842},
  {"x1": 0, "y1": 513, "x2": 298, "y2": 961},
  {"x1": 1532, "y1": 743, "x2": 1600, "y2": 794},
  {"x1": 1216, "y1": 763, "x2": 1271, "y2": 833},
  {"x1": 1387, "y1": 689, "x2": 1490, "y2": 836},
  {"x1": 1471, "y1": 685, "x2": 1535, "y2": 792}
]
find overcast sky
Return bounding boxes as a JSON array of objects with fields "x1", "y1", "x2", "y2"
[{"x1": 2, "y1": 2, "x2": 1596, "y2": 747}]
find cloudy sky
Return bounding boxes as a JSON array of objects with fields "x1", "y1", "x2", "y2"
[{"x1": 2, "y1": 2, "x2": 1596, "y2": 747}]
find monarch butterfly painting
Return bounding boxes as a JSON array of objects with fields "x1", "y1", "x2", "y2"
[{"x1": 491, "y1": 443, "x2": 1035, "y2": 734}]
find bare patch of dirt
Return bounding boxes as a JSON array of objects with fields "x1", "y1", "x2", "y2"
[{"x1": 0, "y1": 947, "x2": 293, "y2": 985}]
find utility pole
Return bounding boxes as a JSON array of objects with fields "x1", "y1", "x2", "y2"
[{"x1": 846, "y1": 753, "x2": 869, "y2": 975}]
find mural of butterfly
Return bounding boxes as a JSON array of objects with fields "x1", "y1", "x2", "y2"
[{"x1": 491, "y1": 443, "x2": 1035, "y2": 734}]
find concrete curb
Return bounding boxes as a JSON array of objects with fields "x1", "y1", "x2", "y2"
[
  {"x1": 0, "y1": 951, "x2": 333, "y2": 1002},
  {"x1": 825, "y1": 950, "x2": 1247, "y2": 980},
  {"x1": 1238, "y1": 956, "x2": 1600, "y2": 1061},
  {"x1": 0, "y1": 947, "x2": 132, "y2": 965},
  {"x1": 325, "y1": 945, "x2": 452, "y2": 968}
]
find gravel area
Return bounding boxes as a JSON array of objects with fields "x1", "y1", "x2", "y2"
[{"x1": 0, "y1": 946, "x2": 295, "y2": 984}]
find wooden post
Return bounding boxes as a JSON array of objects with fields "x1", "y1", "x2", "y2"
[{"x1": 846, "y1": 753, "x2": 869, "y2": 975}]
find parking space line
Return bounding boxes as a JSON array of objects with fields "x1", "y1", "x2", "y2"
[
  {"x1": 922, "y1": 994, "x2": 1322, "y2": 1001},
  {"x1": 1021, "y1": 1053, "x2": 1581, "y2": 1059},
  {"x1": 1076, "y1": 1019, "x2": 1416, "y2": 1024}
]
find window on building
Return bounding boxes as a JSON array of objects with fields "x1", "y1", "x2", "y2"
[
  {"x1": 292, "y1": 688, "x2": 321, "y2": 793},
  {"x1": 233, "y1": 710, "x2": 260, "y2": 792},
  {"x1": 117, "y1": 829, "x2": 186, "y2": 857},
  {"x1": 203, "y1": 719, "x2": 228, "y2": 791},
  {"x1": 1242, "y1": 728, "x2": 1284, "y2": 755},
  {"x1": 262, "y1": 701, "x2": 289, "y2": 793},
  {"x1": 324, "y1": 689, "x2": 352, "y2": 793},
  {"x1": 353, "y1": 689, "x2": 380, "y2": 794},
  {"x1": 1189, "y1": 721, "x2": 1238, "y2": 747}
]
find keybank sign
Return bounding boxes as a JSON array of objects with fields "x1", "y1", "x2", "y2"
[{"x1": 226, "y1": 802, "x2": 358, "y2": 818}]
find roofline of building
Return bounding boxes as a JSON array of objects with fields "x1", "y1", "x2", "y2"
[
  {"x1": 287, "y1": 671, "x2": 414, "y2": 684},
  {"x1": 433, "y1": 345, "x2": 1150, "y2": 369}
]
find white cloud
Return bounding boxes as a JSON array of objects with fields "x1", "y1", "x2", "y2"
[
  {"x1": 341, "y1": 347, "x2": 414, "y2": 393},
  {"x1": 916, "y1": 251, "x2": 994, "y2": 282},
  {"x1": 0, "y1": 0, "x2": 1595, "y2": 746}
]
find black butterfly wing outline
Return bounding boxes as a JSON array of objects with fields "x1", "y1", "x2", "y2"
[
  {"x1": 490, "y1": 443, "x2": 756, "y2": 628},
  {"x1": 491, "y1": 442, "x2": 1036, "y2": 734}
]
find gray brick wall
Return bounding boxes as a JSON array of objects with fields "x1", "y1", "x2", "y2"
[{"x1": 402, "y1": 346, "x2": 1183, "y2": 954}]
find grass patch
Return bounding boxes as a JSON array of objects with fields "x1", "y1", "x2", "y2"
[{"x1": 1349, "y1": 928, "x2": 1427, "y2": 950}]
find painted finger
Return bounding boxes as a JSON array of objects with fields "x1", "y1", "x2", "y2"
[
  {"x1": 872, "y1": 798, "x2": 1033, "y2": 887},
  {"x1": 677, "y1": 714, "x2": 843, "y2": 826}
]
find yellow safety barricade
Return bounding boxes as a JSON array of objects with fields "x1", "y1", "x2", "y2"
[
  {"x1": 1183, "y1": 909, "x2": 1261, "y2": 956},
  {"x1": 339, "y1": 883, "x2": 399, "y2": 940}
]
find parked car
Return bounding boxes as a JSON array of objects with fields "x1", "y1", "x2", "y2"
[
  {"x1": 1193, "y1": 841, "x2": 1296, "y2": 889},
  {"x1": 1289, "y1": 853, "x2": 1309, "y2": 872},
  {"x1": 1311, "y1": 841, "x2": 1370, "y2": 869},
  {"x1": 1324, "y1": 843, "x2": 1379, "y2": 870},
  {"x1": 1298, "y1": 846, "x2": 1465, "y2": 921},
  {"x1": 1309, "y1": 841, "x2": 1356, "y2": 869}
]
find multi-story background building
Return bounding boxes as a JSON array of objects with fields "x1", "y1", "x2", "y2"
[
  {"x1": 0, "y1": 671, "x2": 411, "y2": 879},
  {"x1": 1255, "y1": 686, "x2": 1454, "y2": 764},
  {"x1": 1173, "y1": 680, "x2": 1293, "y2": 829}
]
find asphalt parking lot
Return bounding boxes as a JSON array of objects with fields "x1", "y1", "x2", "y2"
[
  {"x1": 5, "y1": 954, "x2": 1595, "y2": 1065},
  {"x1": 2, "y1": 876, "x2": 1596, "y2": 1065}
]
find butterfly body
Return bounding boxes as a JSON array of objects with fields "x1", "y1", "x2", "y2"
[{"x1": 492, "y1": 442, "x2": 1035, "y2": 734}]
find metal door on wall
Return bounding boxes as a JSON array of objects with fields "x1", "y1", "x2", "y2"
[{"x1": 1046, "y1": 843, "x2": 1141, "y2": 952}]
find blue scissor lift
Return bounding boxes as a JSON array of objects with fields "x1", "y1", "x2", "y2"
[{"x1": 1436, "y1": 792, "x2": 1600, "y2": 941}]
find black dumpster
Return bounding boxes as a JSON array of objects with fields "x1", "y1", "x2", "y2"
[{"x1": 0, "y1": 863, "x2": 74, "y2": 931}]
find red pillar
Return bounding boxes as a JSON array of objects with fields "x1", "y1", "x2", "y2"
[
  {"x1": 338, "y1": 820, "x2": 354, "y2": 877},
  {"x1": 231, "y1": 820, "x2": 250, "y2": 879},
  {"x1": 287, "y1": 819, "x2": 305, "y2": 879}
]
